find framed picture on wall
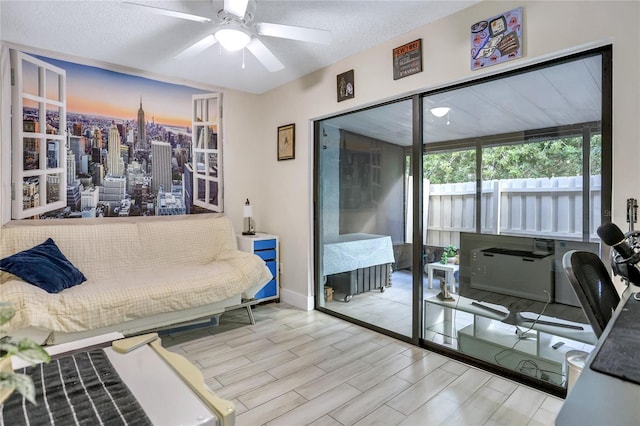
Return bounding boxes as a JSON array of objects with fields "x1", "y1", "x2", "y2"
[
  {"x1": 470, "y1": 7, "x2": 523, "y2": 70},
  {"x1": 277, "y1": 123, "x2": 295, "y2": 161},
  {"x1": 337, "y1": 69, "x2": 355, "y2": 102},
  {"x1": 392, "y1": 39, "x2": 423, "y2": 80}
]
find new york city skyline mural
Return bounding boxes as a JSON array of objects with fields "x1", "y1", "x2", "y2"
[{"x1": 24, "y1": 53, "x2": 211, "y2": 219}]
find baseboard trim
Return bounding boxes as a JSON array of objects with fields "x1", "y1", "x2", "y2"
[{"x1": 280, "y1": 288, "x2": 314, "y2": 311}]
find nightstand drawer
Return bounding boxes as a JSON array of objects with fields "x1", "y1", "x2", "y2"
[
  {"x1": 254, "y1": 239, "x2": 276, "y2": 250},
  {"x1": 255, "y1": 249, "x2": 276, "y2": 261}
]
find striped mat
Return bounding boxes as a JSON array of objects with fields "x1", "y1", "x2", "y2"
[{"x1": 0, "y1": 349, "x2": 152, "y2": 426}]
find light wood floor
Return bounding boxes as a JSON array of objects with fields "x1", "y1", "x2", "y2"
[{"x1": 163, "y1": 303, "x2": 563, "y2": 426}]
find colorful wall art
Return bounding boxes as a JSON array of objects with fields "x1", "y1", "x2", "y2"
[{"x1": 471, "y1": 7, "x2": 523, "y2": 70}]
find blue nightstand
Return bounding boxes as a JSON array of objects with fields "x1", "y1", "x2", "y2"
[{"x1": 237, "y1": 233, "x2": 279, "y2": 303}]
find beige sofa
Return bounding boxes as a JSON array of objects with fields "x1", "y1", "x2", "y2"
[{"x1": 0, "y1": 213, "x2": 272, "y2": 344}]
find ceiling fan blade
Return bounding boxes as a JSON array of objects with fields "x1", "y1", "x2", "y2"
[
  {"x1": 224, "y1": 0, "x2": 249, "y2": 18},
  {"x1": 256, "y1": 22, "x2": 331, "y2": 45},
  {"x1": 174, "y1": 35, "x2": 218, "y2": 59},
  {"x1": 246, "y1": 38, "x2": 284, "y2": 72},
  {"x1": 123, "y1": 2, "x2": 211, "y2": 23}
]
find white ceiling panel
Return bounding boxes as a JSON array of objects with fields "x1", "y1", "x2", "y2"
[{"x1": 325, "y1": 56, "x2": 603, "y2": 146}]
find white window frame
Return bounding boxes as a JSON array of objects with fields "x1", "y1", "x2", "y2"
[
  {"x1": 192, "y1": 93, "x2": 223, "y2": 212},
  {"x1": 11, "y1": 50, "x2": 67, "y2": 219}
]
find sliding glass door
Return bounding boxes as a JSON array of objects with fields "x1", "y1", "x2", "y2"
[
  {"x1": 316, "y1": 99, "x2": 415, "y2": 338},
  {"x1": 314, "y1": 47, "x2": 611, "y2": 395}
]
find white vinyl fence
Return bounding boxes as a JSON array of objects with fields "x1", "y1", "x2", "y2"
[{"x1": 413, "y1": 175, "x2": 601, "y2": 247}]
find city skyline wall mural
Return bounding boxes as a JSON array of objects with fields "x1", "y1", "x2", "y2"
[{"x1": 21, "y1": 51, "x2": 213, "y2": 219}]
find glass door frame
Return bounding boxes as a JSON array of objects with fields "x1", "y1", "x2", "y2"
[{"x1": 313, "y1": 45, "x2": 612, "y2": 397}]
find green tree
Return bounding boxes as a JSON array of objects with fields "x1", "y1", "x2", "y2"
[{"x1": 423, "y1": 135, "x2": 601, "y2": 184}]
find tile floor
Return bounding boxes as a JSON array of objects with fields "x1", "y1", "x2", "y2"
[
  {"x1": 163, "y1": 303, "x2": 563, "y2": 426},
  {"x1": 324, "y1": 269, "x2": 418, "y2": 336}
]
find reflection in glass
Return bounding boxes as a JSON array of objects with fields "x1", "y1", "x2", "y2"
[
  {"x1": 419, "y1": 54, "x2": 604, "y2": 391},
  {"x1": 316, "y1": 51, "x2": 607, "y2": 394},
  {"x1": 318, "y1": 99, "x2": 413, "y2": 337}
]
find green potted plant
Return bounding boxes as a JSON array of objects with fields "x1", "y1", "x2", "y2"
[
  {"x1": 0, "y1": 302, "x2": 51, "y2": 405},
  {"x1": 440, "y1": 244, "x2": 458, "y2": 264}
]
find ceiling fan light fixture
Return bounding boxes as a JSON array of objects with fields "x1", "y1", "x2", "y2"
[
  {"x1": 215, "y1": 28, "x2": 251, "y2": 51},
  {"x1": 430, "y1": 107, "x2": 450, "y2": 118}
]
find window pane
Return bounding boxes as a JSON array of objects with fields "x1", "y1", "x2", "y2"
[
  {"x1": 206, "y1": 98, "x2": 217, "y2": 122},
  {"x1": 46, "y1": 104, "x2": 61, "y2": 135},
  {"x1": 195, "y1": 152, "x2": 205, "y2": 174},
  {"x1": 208, "y1": 153, "x2": 218, "y2": 178},
  {"x1": 482, "y1": 137, "x2": 586, "y2": 239},
  {"x1": 193, "y1": 97, "x2": 218, "y2": 123},
  {"x1": 208, "y1": 181, "x2": 218, "y2": 204},
  {"x1": 315, "y1": 51, "x2": 608, "y2": 396},
  {"x1": 318, "y1": 99, "x2": 412, "y2": 337},
  {"x1": 46, "y1": 139, "x2": 60, "y2": 169},
  {"x1": 193, "y1": 99, "x2": 204, "y2": 122},
  {"x1": 45, "y1": 69, "x2": 61, "y2": 101},
  {"x1": 21, "y1": 59, "x2": 39, "y2": 97},
  {"x1": 196, "y1": 178, "x2": 205, "y2": 203},
  {"x1": 207, "y1": 126, "x2": 217, "y2": 150},
  {"x1": 23, "y1": 177, "x2": 40, "y2": 210},
  {"x1": 23, "y1": 137, "x2": 40, "y2": 171},
  {"x1": 420, "y1": 54, "x2": 604, "y2": 392},
  {"x1": 23, "y1": 98, "x2": 40, "y2": 131},
  {"x1": 424, "y1": 148, "x2": 477, "y2": 247},
  {"x1": 46, "y1": 173, "x2": 62, "y2": 204},
  {"x1": 590, "y1": 133, "x2": 602, "y2": 238}
]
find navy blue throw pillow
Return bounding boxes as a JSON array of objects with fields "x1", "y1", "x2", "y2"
[{"x1": 0, "y1": 238, "x2": 86, "y2": 293}]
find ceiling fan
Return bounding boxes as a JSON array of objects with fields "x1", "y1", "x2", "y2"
[{"x1": 125, "y1": 0, "x2": 332, "y2": 72}]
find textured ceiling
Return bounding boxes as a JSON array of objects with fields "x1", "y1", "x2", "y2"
[{"x1": 0, "y1": 0, "x2": 479, "y2": 94}]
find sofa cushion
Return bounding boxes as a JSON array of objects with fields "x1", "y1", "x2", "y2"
[{"x1": 0, "y1": 238, "x2": 86, "y2": 293}]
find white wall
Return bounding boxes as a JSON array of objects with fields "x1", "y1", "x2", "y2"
[{"x1": 228, "y1": 1, "x2": 639, "y2": 309}]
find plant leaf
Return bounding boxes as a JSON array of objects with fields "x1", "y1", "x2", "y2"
[
  {"x1": 0, "y1": 341, "x2": 19, "y2": 356},
  {"x1": 15, "y1": 339, "x2": 51, "y2": 364},
  {"x1": 0, "y1": 303, "x2": 15, "y2": 327},
  {"x1": 0, "y1": 371, "x2": 36, "y2": 405}
]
